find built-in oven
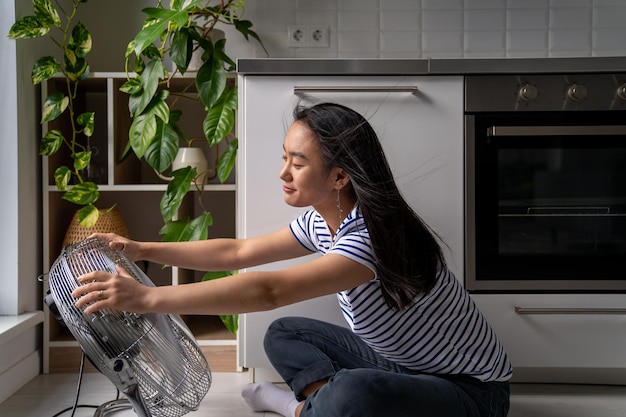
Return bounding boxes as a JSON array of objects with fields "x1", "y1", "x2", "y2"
[{"x1": 465, "y1": 73, "x2": 626, "y2": 292}]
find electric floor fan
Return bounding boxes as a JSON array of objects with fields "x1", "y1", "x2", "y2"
[{"x1": 45, "y1": 237, "x2": 211, "y2": 417}]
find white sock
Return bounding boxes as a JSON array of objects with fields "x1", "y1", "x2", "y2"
[{"x1": 241, "y1": 381, "x2": 300, "y2": 417}]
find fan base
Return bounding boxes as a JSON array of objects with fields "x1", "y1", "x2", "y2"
[{"x1": 93, "y1": 398, "x2": 134, "y2": 416}]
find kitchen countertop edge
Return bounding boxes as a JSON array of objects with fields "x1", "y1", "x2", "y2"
[{"x1": 238, "y1": 57, "x2": 626, "y2": 75}]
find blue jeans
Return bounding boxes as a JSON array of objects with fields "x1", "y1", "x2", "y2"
[{"x1": 264, "y1": 317, "x2": 510, "y2": 417}]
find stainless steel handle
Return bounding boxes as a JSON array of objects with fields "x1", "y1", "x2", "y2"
[
  {"x1": 488, "y1": 125, "x2": 626, "y2": 137},
  {"x1": 515, "y1": 307, "x2": 626, "y2": 315},
  {"x1": 294, "y1": 86, "x2": 418, "y2": 94}
]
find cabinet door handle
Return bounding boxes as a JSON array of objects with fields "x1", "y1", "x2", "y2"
[
  {"x1": 488, "y1": 125, "x2": 626, "y2": 137},
  {"x1": 294, "y1": 86, "x2": 418, "y2": 94},
  {"x1": 515, "y1": 307, "x2": 626, "y2": 315}
]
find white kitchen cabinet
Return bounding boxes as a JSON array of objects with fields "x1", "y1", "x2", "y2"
[
  {"x1": 472, "y1": 294, "x2": 626, "y2": 384},
  {"x1": 237, "y1": 75, "x2": 464, "y2": 377}
]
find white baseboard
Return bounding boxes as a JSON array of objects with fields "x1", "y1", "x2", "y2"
[
  {"x1": 0, "y1": 350, "x2": 41, "y2": 404},
  {"x1": 249, "y1": 367, "x2": 283, "y2": 383}
]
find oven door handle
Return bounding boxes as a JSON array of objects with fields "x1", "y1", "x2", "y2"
[
  {"x1": 294, "y1": 86, "x2": 419, "y2": 94},
  {"x1": 515, "y1": 307, "x2": 626, "y2": 315},
  {"x1": 488, "y1": 125, "x2": 626, "y2": 137}
]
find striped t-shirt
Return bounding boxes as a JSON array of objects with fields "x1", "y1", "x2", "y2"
[{"x1": 289, "y1": 204, "x2": 512, "y2": 382}]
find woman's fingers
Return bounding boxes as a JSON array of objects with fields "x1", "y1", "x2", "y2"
[{"x1": 71, "y1": 266, "x2": 142, "y2": 314}]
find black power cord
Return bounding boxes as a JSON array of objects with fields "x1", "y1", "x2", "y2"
[{"x1": 49, "y1": 351, "x2": 120, "y2": 417}]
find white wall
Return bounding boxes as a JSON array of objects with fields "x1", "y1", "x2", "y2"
[
  {"x1": 0, "y1": 0, "x2": 44, "y2": 404},
  {"x1": 0, "y1": 0, "x2": 19, "y2": 316}
]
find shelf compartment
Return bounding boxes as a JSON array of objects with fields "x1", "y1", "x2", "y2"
[{"x1": 45, "y1": 77, "x2": 110, "y2": 186}]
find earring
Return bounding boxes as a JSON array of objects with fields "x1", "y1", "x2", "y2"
[{"x1": 336, "y1": 189, "x2": 343, "y2": 226}]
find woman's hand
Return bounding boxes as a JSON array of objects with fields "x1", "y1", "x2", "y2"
[
  {"x1": 72, "y1": 265, "x2": 154, "y2": 314},
  {"x1": 90, "y1": 232, "x2": 141, "y2": 262}
]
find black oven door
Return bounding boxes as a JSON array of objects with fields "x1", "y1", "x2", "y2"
[{"x1": 466, "y1": 112, "x2": 626, "y2": 292}]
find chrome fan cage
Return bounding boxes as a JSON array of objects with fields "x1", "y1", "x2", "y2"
[{"x1": 47, "y1": 237, "x2": 211, "y2": 417}]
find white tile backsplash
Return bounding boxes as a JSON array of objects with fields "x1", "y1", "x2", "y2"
[
  {"x1": 464, "y1": 10, "x2": 506, "y2": 31},
  {"x1": 549, "y1": 7, "x2": 592, "y2": 29},
  {"x1": 507, "y1": 8, "x2": 550, "y2": 30},
  {"x1": 381, "y1": 31, "x2": 421, "y2": 54},
  {"x1": 422, "y1": 10, "x2": 465, "y2": 31},
  {"x1": 242, "y1": 0, "x2": 626, "y2": 59},
  {"x1": 464, "y1": 31, "x2": 506, "y2": 53},
  {"x1": 422, "y1": 0, "x2": 464, "y2": 9},
  {"x1": 339, "y1": 10, "x2": 379, "y2": 31},
  {"x1": 593, "y1": 5, "x2": 626, "y2": 28},
  {"x1": 380, "y1": 10, "x2": 422, "y2": 31},
  {"x1": 549, "y1": 29, "x2": 592, "y2": 52},
  {"x1": 422, "y1": 31, "x2": 464, "y2": 56}
]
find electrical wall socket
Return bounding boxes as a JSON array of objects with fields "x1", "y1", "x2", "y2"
[{"x1": 288, "y1": 25, "x2": 330, "y2": 48}]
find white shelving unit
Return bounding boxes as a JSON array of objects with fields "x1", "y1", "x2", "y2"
[{"x1": 41, "y1": 73, "x2": 237, "y2": 373}]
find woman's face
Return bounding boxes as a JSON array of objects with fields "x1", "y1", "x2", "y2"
[{"x1": 280, "y1": 121, "x2": 338, "y2": 209}]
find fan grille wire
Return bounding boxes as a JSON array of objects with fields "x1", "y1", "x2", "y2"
[{"x1": 48, "y1": 238, "x2": 211, "y2": 417}]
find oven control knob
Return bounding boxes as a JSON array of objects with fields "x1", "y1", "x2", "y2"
[
  {"x1": 518, "y1": 84, "x2": 538, "y2": 102},
  {"x1": 567, "y1": 84, "x2": 588, "y2": 101},
  {"x1": 617, "y1": 84, "x2": 626, "y2": 101}
]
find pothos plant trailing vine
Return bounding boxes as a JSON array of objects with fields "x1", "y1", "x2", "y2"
[
  {"x1": 9, "y1": 0, "x2": 267, "y2": 335},
  {"x1": 9, "y1": 0, "x2": 103, "y2": 227}
]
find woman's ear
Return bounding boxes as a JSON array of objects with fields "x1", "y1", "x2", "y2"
[{"x1": 334, "y1": 168, "x2": 351, "y2": 190}]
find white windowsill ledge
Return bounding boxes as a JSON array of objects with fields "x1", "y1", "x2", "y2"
[{"x1": 0, "y1": 312, "x2": 44, "y2": 346}]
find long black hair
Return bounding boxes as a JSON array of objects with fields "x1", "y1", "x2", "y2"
[{"x1": 293, "y1": 102, "x2": 446, "y2": 311}]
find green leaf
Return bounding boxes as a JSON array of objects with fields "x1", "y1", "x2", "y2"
[
  {"x1": 8, "y1": 16, "x2": 50, "y2": 39},
  {"x1": 76, "y1": 112, "x2": 95, "y2": 137},
  {"x1": 119, "y1": 78, "x2": 142, "y2": 95},
  {"x1": 196, "y1": 48, "x2": 227, "y2": 109},
  {"x1": 144, "y1": 119, "x2": 179, "y2": 173},
  {"x1": 41, "y1": 92, "x2": 69, "y2": 123},
  {"x1": 218, "y1": 314, "x2": 239, "y2": 335},
  {"x1": 160, "y1": 211, "x2": 213, "y2": 242},
  {"x1": 54, "y1": 166, "x2": 71, "y2": 190},
  {"x1": 62, "y1": 182, "x2": 99, "y2": 205},
  {"x1": 34, "y1": 0, "x2": 61, "y2": 28},
  {"x1": 68, "y1": 21, "x2": 92, "y2": 58},
  {"x1": 214, "y1": 38, "x2": 236, "y2": 71},
  {"x1": 217, "y1": 139, "x2": 238, "y2": 183},
  {"x1": 77, "y1": 204, "x2": 99, "y2": 228},
  {"x1": 203, "y1": 270, "x2": 233, "y2": 281},
  {"x1": 234, "y1": 18, "x2": 268, "y2": 56},
  {"x1": 149, "y1": 90, "x2": 171, "y2": 123},
  {"x1": 142, "y1": 44, "x2": 162, "y2": 61},
  {"x1": 203, "y1": 87, "x2": 236, "y2": 146},
  {"x1": 128, "y1": 88, "x2": 171, "y2": 158},
  {"x1": 168, "y1": 109, "x2": 188, "y2": 143},
  {"x1": 63, "y1": 49, "x2": 90, "y2": 81},
  {"x1": 160, "y1": 166, "x2": 195, "y2": 221},
  {"x1": 131, "y1": 18, "x2": 168, "y2": 57},
  {"x1": 40, "y1": 130, "x2": 64, "y2": 156},
  {"x1": 129, "y1": 113, "x2": 157, "y2": 158},
  {"x1": 73, "y1": 151, "x2": 91, "y2": 171},
  {"x1": 32, "y1": 56, "x2": 61, "y2": 85},
  {"x1": 170, "y1": 27, "x2": 193, "y2": 73},
  {"x1": 128, "y1": 59, "x2": 165, "y2": 117}
]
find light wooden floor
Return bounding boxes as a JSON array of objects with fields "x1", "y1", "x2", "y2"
[
  {"x1": 2, "y1": 371, "x2": 626, "y2": 417},
  {"x1": 0, "y1": 371, "x2": 278, "y2": 417}
]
